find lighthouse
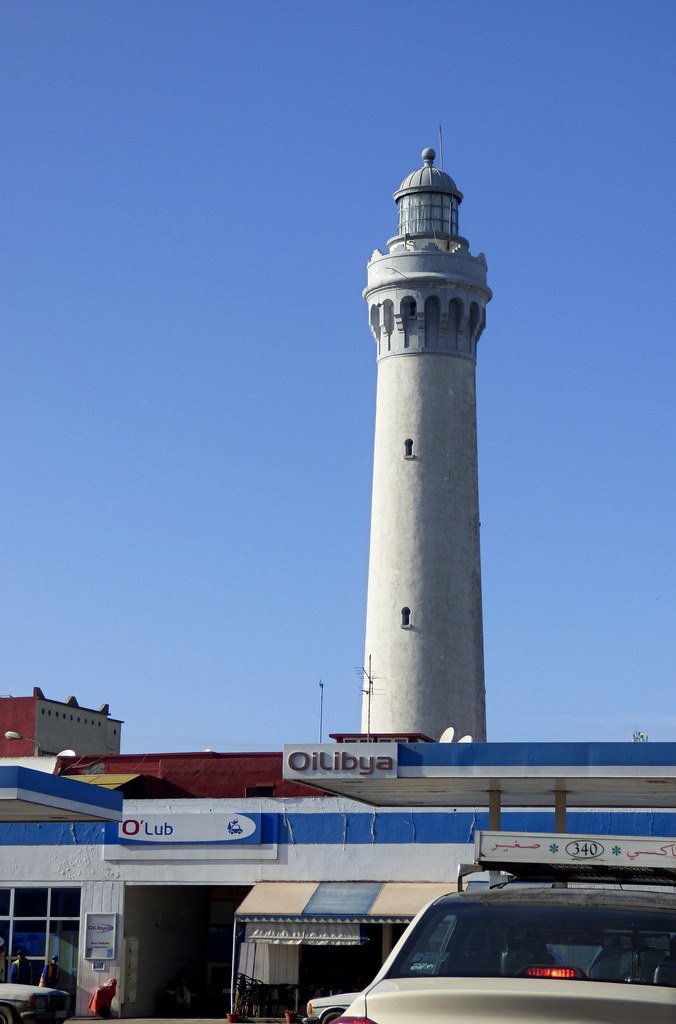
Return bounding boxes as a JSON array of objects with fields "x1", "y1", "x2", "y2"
[{"x1": 362, "y1": 148, "x2": 491, "y2": 742}]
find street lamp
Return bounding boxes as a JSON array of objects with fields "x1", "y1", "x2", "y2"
[
  {"x1": 4, "y1": 733, "x2": 77, "y2": 758},
  {"x1": 4, "y1": 731, "x2": 43, "y2": 755}
]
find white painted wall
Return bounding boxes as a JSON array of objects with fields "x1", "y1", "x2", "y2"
[
  {"x1": 0, "y1": 798, "x2": 473, "y2": 887},
  {"x1": 363, "y1": 352, "x2": 485, "y2": 741},
  {"x1": 75, "y1": 880, "x2": 124, "y2": 1017}
]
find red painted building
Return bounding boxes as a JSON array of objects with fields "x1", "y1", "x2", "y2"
[
  {"x1": 0, "y1": 687, "x2": 122, "y2": 757},
  {"x1": 56, "y1": 749, "x2": 318, "y2": 799}
]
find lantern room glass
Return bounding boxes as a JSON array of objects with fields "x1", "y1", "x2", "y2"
[{"x1": 398, "y1": 192, "x2": 459, "y2": 237}]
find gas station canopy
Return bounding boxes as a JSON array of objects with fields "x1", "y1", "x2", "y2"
[
  {"x1": 0, "y1": 765, "x2": 123, "y2": 822},
  {"x1": 283, "y1": 741, "x2": 676, "y2": 827}
]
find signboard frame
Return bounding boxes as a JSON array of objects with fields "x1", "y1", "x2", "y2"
[
  {"x1": 476, "y1": 830, "x2": 676, "y2": 872},
  {"x1": 85, "y1": 913, "x2": 117, "y2": 961}
]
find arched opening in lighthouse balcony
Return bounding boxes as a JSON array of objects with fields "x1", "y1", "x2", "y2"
[
  {"x1": 469, "y1": 302, "x2": 482, "y2": 349},
  {"x1": 404, "y1": 438, "x2": 414, "y2": 459},
  {"x1": 424, "y1": 296, "x2": 439, "y2": 348},
  {"x1": 370, "y1": 303, "x2": 381, "y2": 342},
  {"x1": 448, "y1": 298, "x2": 462, "y2": 349},
  {"x1": 401, "y1": 607, "x2": 411, "y2": 628},
  {"x1": 383, "y1": 299, "x2": 394, "y2": 351},
  {"x1": 401, "y1": 297, "x2": 416, "y2": 349}
]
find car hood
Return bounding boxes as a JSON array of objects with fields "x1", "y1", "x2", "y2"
[
  {"x1": 0, "y1": 984, "x2": 67, "y2": 998},
  {"x1": 309, "y1": 992, "x2": 360, "y2": 1010},
  {"x1": 348, "y1": 976, "x2": 676, "y2": 1024}
]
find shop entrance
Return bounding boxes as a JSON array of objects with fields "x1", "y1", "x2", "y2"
[
  {"x1": 122, "y1": 884, "x2": 250, "y2": 1017},
  {"x1": 298, "y1": 924, "x2": 407, "y2": 1004}
]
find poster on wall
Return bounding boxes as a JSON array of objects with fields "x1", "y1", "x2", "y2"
[{"x1": 85, "y1": 914, "x2": 117, "y2": 960}]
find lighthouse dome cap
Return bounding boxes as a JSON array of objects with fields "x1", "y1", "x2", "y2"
[{"x1": 394, "y1": 147, "x2": 463, "y2": 202}]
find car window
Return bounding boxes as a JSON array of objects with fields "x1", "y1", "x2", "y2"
[{"x1": 386, "y1": 901, "x2": 675, "y2": 986}]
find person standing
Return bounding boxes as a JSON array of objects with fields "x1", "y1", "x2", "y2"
[
  {"x1": 40, "y1": 955, "x2": 60, "y2": 988},
  {"x1": 10, "y1": 948, "x2": 32, "y2": 984}
]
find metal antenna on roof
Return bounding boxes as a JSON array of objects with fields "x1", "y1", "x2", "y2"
[
  {"x1": 355, "y1": 658, "x2": 384, "y2": 740},
  {"x1": 360, "y1": 656, "x2": 374, "y2": 740},
  {"x1": 318, "y1": 680, "x2": 324, "y2": 743},
  {"x1": 438, "y1": 124, "x2": 444, "y2": 170}
]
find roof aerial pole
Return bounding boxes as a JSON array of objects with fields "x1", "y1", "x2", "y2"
[
  {"x1": 361, "y1": 656, "x2": 374, "y2": 741},
  {"x1": 318, "y1": 680, "x2": 324, "y2": 743},
  {"x1": 438, "y1": 123, "x2": 444, "y2": 170}
]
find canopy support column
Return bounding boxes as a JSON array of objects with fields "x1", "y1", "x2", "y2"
[
  {"x1": 488, "y1": 789, "x2": 501, "y2": 830},
  {"x1": 554, "y1": 789, "x2": 567, "y2": 833}
]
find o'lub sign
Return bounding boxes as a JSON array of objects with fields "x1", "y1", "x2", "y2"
[{"x1": 118, "y1": 813, "x2": 260, "y2": 845}]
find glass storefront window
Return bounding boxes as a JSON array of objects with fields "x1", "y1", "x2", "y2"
[
  {"x1": 12, "y1": 921, "x2": 47, "y2": 957},
  {"x1": 0, "y1": 888, "x2": 80, "y2": 994},
  {"x1": 50, "y1": 889, "x2": 80, "y2": 917},
  {"x1": 49, "y1": 924, "x2": 79, "y2": 993},
  {"x1": 15, "y1": 889, "x2": 48, "y2": 917}
]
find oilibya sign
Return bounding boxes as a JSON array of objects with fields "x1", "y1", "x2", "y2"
[
  {"x1": 284, "y1": 743, "x2": 398, "y2": 780},
  {"x1": 85, "y1": 913, "x2": 117, "y2": 960}
]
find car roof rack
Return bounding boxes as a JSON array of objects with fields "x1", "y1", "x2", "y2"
[{"x1": 458, "y1": 831, "x2": 676, "y2": 890}]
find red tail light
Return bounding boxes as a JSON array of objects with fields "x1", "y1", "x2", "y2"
[
  {"x1": 333, "y1": 1018, "x2": 376, "y2": 1024},
  {"x1": 524, "y1": 966, "x2": 582, "y2": 979}
]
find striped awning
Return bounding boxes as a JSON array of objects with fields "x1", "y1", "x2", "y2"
[
  {"x1": 236, "y1": 880, "x2": 455, "y2": 925},
  {"x1": 244, "y1": 921, "x2": 363, "y2": 945}
]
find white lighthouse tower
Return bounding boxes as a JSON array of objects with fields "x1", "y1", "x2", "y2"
[{"x1": 362, "y1": 148, "x2": 491, "y2": 742}]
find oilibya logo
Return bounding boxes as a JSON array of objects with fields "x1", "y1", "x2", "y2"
[
  {"x1": 87, "y1": 924, "x2": 113, "y2": 932},
  {"x1": 287, "y1": 749, "x2": 394, "y2": 776}
]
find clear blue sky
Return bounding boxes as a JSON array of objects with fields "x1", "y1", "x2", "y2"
[{"x1": 1, "y1": 0, "x2": 674, "y2": 752}]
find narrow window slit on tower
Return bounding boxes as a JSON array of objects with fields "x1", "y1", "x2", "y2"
[
  {"x1": 424, "y1": 296, "x2": 440, "y2": 348},
  {"x1": 401, "y1": 607, "x2": 411, "y2": 628},
  {"x1": 402, "y1": 297, "x2": 416, "y2": 349},
  {"x1": 404, "y1": 438, "x2": 414, "y2": 458}
]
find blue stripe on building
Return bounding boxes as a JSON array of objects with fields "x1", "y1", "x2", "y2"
[
  {"x1": 0, "y1": 810, "x2": 674, "y2": 846},
  {"x1": 396, "y1": 741, "x2": 676, "y2": 768}
]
